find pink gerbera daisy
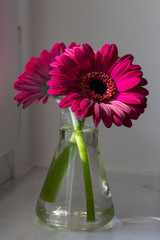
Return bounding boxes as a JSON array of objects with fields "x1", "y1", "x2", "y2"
[
  {"x1": 47, "y1": 43, "x2": 148, "y2": 128},
  {"x1": 14, "y1": 42, "x2": 77, "y2": 108}
]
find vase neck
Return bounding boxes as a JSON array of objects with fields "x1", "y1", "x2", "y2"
[{"x1": 60, "y1": 108, "x2": 97, "y2": 131}]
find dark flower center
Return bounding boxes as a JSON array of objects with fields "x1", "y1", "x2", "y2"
[
  {"x1": 80, "y1": 72, "x2": 117, "y2": 103},
  {"x1": 88, "y1": 78, "x2": 107, "y2": 95}
]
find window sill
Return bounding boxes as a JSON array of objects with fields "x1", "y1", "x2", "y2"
[{"x1": 0, "y1": 167, "x2": 160, "y2": 240}]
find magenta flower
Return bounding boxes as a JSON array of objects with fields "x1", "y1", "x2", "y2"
[
  {"x1": 14, "y1": 42, "x2": 77, "y2": 108},
  {"x1": 47, "y1": 43, "x2": 148, "y2": 128}
]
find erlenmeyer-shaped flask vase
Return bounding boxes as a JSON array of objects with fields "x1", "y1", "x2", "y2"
[{"x1": 36, "y1": 108, "x2": 114, "y2": 231}]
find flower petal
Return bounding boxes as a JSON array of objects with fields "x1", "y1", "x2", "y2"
[
  {"x1": 93, "y1": 113, "x2": 101, "y2": 126},
  {"x1": 100, "y1": 103, "x2": 112, "y2": 118},
  {"x1": 40, "y1": 50, "x2": 50, "y2": 65},
  {"x1": 22, "y1": 93, "x2": 43, "y2": 108},
  {"x1": 102, "y1": 113, "x2": 112, "y2": 128},
  {"x1": 94, "y1": 51, "x2": 103, "y2": 72},
  {"x1": 71, "y1": 99, "x2": 81, "y2": 112},
  {"x1": 57, "y1": 65, "x2": 78, "y2": 79},
  {"x1": 82, "y1": 43, "x2": 95, "y2": 61},
  {"x1": 94, "y1": 102, "x2": 101, "y2": 120},
  {"x1": 110, "y1": 59, "x2": 131, "y2": 80},
  {"x1": 68, "y1": 42, "x2": 77, "y2": 48},
  {"x1": 109, "y1": 104, "x2": 126, "y2": 119},
  {"x1": 34, "y1": 58, "x2": 50, "y2": 77},
  {"x1": 67, "y1": 92, "x2": 83, "y2": 101},
  {"x1": 50, "y1": 42, "x2": 66, "y2": 58},
  {"x1": 111, "y1": 100, "x2": 131, "y2": 114},
  {"x1": 101, "y1": 103, "x2": 113, "y2": 128},
  {"x1": 113, "y1": 114, "x2": 123, "y2": 126},
  {"x1": 42, "y1": 96, "x2": 49, "y2": 104},
  {"x1": 116, "y1": 69, "x2": 142, "y2": 84},
  {"x1": 116, "y1": 92, "x2": 143, "y2": 104},
  {"x1": 61, "y1": 54, "x2": 78, "y2": 69},
  {"x1": 76, "y1": 109, "x2": 84, "y2": 119},
  {"x1": 80, "y1": 98, "x2": 93, "y2": 110},
  {"x1": 122, "y1": 116, "x2": 132, "y2": 128},
  {"x1": 75, "y1": 47, "x2": 91, "y2": 73},
  {"x1": 139, "y1": 78, "x2": 148, "y2": 86},
  {"x1": 59, "y1": 96, "x2": 71, "y2": 108},
  {"x1": 117, "y1": 77, "x2": 141, "y2": 92},
  {"x1": 100, "y1": 44, "x2": 118, "y2": 72}
]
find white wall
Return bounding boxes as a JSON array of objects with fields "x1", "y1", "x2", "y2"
[
  {"x1": 30, "y1": 0, "x2": 160, "y2": 175},
  {"x1": 0, "y1": 0, "x2": 19, "y2": 157},
  {"x1": 14, "y1": 0, "x2": 33, "y2": 177},
  {"x1": 0, "y1": 0, "x2": 33, "y2": 182}
]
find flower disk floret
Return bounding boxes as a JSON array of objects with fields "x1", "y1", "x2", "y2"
[{"x1": 47, "y1": 43, "x2": 148, "y2": 128}]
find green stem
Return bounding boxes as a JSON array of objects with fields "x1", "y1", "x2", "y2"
[
  {"x1": 70, "y1": 111, "x2": 95, "y2": 222},
  {"x1": 39, "y1": 134, "x2": 77, "y2": 202},
  {"x1": 39, "y1": 116, "x2": 85, "y2": 203}
]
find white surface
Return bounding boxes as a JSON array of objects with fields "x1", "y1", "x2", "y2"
[
  {"x1": 0, "y1": 151, "x2": 14, "y2": 186},
  {"x1": 0, "y1": 167, "x2": 160, "y2": 240},
  {"x1": 29, "y1": 0, "x2": 160, "y2": 175}
]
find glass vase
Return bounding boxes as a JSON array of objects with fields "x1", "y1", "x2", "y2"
[{"x1": 36, "y1": 108, "x2": 114, "y2": 231}]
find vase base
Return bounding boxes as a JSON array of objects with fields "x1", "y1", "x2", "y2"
[{"x1": 36, "y1": 201, "x2": 114, "y2": 231}]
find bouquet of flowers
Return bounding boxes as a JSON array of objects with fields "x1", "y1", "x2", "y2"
[{"x1": 14, "y1": 42, "x2": 148, "y2": 227}]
